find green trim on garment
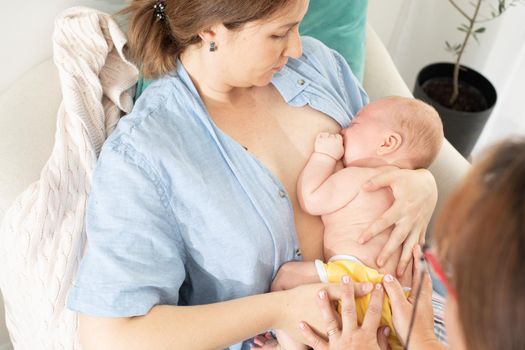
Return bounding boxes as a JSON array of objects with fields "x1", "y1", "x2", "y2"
[{"x1": 300, "y1": 0, "x2": 368, "y2": 82}]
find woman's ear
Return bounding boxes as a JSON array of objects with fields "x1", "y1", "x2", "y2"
[
  {"x1": 198, "y1": 24, "x2": 225, "y2": 50},
  {"x1": 199, "y1": 28, "x2": 215, "y2": 42},
  {"x1": 377, "y1": 132, "x2": 403, "y2": 155}
]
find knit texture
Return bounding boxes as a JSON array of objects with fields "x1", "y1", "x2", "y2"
[{"x1": 0, "y1": 7, "x2": 138, "y2": 349}]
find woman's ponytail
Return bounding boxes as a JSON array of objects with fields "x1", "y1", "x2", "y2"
[{"x1": 118, "y1": 0, "x2": 183, "y2": 79}]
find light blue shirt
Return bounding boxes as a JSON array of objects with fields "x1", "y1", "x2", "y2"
[{"x1": 67, "y1": 36, "x2": 368, "y2": 349}]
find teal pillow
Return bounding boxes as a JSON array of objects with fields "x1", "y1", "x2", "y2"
[
  {"x1": 300, "y1": 0, "x2": 368, "y2": 82},
  {"x1": 135, "y1": 0, "x2": 368, "y2": 99}
]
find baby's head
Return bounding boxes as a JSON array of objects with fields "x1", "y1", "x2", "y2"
[{"x1": 341, "y1": 96, "x2": 443, "y2": 169}]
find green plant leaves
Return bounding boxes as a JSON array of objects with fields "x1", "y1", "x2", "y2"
[
  {"x1": 457, "y1": 23, "x2": 470, "y2": 32},
  {"x1": 445, "y1": 41, "x2": 462, "y2": 56}
]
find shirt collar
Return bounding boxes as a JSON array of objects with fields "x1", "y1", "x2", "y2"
[
  {"x1": 174, "y1": 59, "x2": 309, "y2": 104},
  {"x1": 174, "y1": 59, "x2": 201, "y2": 99},
  {"x1": 271, "y1": 65, "x2": 311, "y2": 103}
]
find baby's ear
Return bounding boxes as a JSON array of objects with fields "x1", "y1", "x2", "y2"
[{"x1": 377, "y1": 132, "x2": 403, "y2": 155}]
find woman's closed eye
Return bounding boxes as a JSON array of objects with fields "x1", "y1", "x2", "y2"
[
  {"x1": 271, "y1": 24, "x2": 298, "y2": 40},
  {"x1": 271, "y1": 31, "x2": 291, "y2": 40}
]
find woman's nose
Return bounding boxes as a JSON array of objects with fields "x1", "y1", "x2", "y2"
[{"x1": 284, "y1": 27, "x2": 302, "y2": 59}]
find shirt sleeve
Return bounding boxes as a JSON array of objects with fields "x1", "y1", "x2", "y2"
[
  {"x1": 67, "y1": 137, "x2": 187, "y2": 317},
  {"x1": 299, "y1": 36, "x2": 369, "y2": 120}
]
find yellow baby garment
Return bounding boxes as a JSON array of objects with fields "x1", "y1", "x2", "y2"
[{"x1": 318, "y1": 258, "x2": 408, "y2": 350}]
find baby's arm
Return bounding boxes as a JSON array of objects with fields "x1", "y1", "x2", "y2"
[{"x1": 298, "y1": 133, "x2": 364, "y2": 215}]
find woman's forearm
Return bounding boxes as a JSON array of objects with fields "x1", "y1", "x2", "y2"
[
  {"x1": 412, "y1": 338, "x2": 448, "y2": 350},
  {"x1": 79, "y1": 291, "x2": 287, "y2": 350}
]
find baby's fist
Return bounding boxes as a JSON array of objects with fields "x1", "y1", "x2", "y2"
[{"x1": 314, "y1": 132, "x2": 344, "y2": 160}]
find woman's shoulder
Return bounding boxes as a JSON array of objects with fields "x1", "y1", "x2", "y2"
[
  {"x1": 297, "y1": 36, "x2": 349, "y2": 74},
  {"x1": 104, "y1": 74, "x2": 202, "y2": 159},
  {"x1": 289, "y1": 36, "x2": 362, "y2": 92},
  {"x1": 282, "y1": 36, "x2": 367, "y2": 116},
  {"x1": 299, "y1": 36, "x2": 332, "y2": 58},
  {"x1": 131, "y1": 74, "x2": 187, "y2": 118}
]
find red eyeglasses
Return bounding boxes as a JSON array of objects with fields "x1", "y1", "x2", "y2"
[
  {"x1": 403, "y1": 246, "x2": 456, "y2": 350},
  {"x1": 423, "y1": 249, "x2": 457, "y2": 299}
]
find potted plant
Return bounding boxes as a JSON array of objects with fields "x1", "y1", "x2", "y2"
[{"x1": 413, "y1": 0, "x2": 523, "y2": 157}]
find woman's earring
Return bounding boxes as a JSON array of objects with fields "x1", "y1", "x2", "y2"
[{"x1": 209, "y1": 41, "x2": 216, "y2": 52}]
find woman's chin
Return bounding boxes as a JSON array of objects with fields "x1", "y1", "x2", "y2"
[{"x1": 253, "y1": 76, "x2": 275, "y2": 87}]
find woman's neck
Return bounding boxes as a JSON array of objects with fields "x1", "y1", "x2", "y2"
[{"x1": 180, "y1": 46, "x2": 252, "y2": 106}]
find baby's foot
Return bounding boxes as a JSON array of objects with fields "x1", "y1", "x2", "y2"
[{"x1": 251, "y1": 332, "x2": 280, "y2": 349}]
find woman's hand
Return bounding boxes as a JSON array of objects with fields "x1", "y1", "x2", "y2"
[
  {"x1": 275, "y1": 281, "x2": 374, "y2": 345},
  {"x1": 298, "y1": 276, "x2": 391, "y2": 350},
  {"x1": 382, "y1": 249, "x2": 440, "y2": 348},
  {"x1": 358, "y1": 168, "x2": 438, "y2": 276}
]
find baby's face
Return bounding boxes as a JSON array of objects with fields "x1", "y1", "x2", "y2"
[{"x1": 341, "y1": 104, "x2": 391, "y2": 166}]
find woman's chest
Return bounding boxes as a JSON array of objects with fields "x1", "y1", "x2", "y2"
[{"x1": 209, "y1": 88, "x2": 342, "y2": 259}]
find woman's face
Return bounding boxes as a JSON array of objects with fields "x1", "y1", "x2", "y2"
[{"x1": 212, "y1": 0, "x2": 309, "y2": 88}]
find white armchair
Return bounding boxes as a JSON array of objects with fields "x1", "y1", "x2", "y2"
[{"x1": 0, "y1": 22, "x2": 469, "y2": 349}]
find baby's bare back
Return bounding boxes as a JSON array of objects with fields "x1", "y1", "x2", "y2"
[{"x1": 322, "y1": 170, "x2": 412, "y2": 286}]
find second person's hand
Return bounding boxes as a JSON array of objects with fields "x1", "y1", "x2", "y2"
[
  {"x1": 358, "y1": 168, "x2": 438, "y2": 276},
  {"x1": 382, "y1": 247, "x2": 442, "y2": 349},
  {"x1": 298, "y1": 276, "x2": 391, "y2": 350},
  {"x1": 274, "y1": 280, "x2": 374, "y2": 345}
]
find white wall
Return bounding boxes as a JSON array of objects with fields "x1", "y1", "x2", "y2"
[
  {"x1": 369, "y1": 0, "x2": 502, "y2": 91},
  {"x1": 471, "y1": 7, "x2": 525, "y2": 157},
  {"x1": 0, "y1": 0, "x2": 123, "y2": 94},
  {"x1": 0, "y1": 293, "x2": 9, "y2": 350},
  {"x1": 368, "y1": 0, "x2": 525, "y2": 157}
]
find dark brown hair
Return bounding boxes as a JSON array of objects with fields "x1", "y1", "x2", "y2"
[
  {"x1": 118, "y1": 0, "x2": 294, "y2": 79},
  {"x1": 434, "y1": 139, "x2": 525, "y2": 350}
]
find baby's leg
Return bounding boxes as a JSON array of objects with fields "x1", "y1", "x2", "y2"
[
  {"x1": 271, "y1": 261, "x2": 320, "y2": 292},
  {"x1": 252, "y1": 332, "x2": 279, "y2": 349}
]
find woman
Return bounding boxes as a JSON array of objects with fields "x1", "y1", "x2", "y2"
[
  {"x1": 301, "y1": 139, "x2": 525, "y2": 349},
  {"x1": 66, "y1": 0, "x2": 438, "y2": 348}
]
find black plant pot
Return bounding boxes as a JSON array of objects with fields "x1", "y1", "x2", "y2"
[{"x1": 413, "y1": 63, "x2": 497, "y2": 158}]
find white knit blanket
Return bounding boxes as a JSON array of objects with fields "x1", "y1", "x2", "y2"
[{"x1": 0, "y1": 7, "x2": 138, "y2": 349}]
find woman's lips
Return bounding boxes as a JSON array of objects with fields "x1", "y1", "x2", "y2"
[{"x1": 272, "y1": 60, "x2": 288, "y2": 72}]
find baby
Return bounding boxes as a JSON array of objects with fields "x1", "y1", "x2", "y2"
[{"x1": 270, "y1": 96, "x2": 443, "y2": 350}]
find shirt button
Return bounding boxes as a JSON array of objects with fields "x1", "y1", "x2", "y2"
[
  {"x1": 295, "y1": 248, "x2": 302, "y2": 257},
  {"x1": 278, "y1": 190, "x2": 286, "y2": 198},
  {"x1": 297, "y1": 79, "x2": 305, "y2": 86}
]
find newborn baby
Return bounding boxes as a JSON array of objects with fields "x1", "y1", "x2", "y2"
[{"x1": 270, "y1": 96, "x2": 443, "y2": 350}]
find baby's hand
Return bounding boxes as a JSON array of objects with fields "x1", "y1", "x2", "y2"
[{"x1": 314, "y1": 132, "x2": 344, "y2": 160}]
